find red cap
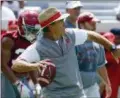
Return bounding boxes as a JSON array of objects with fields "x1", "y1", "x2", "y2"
[
  {"x1": 77, "y1": 12, "x2": 100, "y2": 23},
  {"x1": 101, "y1": 32, "x2": 115, "y2": 43}
]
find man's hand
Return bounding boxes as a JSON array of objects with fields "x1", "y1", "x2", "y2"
[
  {"x1": 38, "y1": 59, "x2": 53, "y2": 67},
  {"x1": 111, "y1": 46, "x2": 120, "y2": 63},
  {"x1": 12, "y1": 59, "x2": 55, "y2": 73},
  {"x1": 105, "y1": 84, "x2": 112, "y2": 98},
  {"x1": 36, "y1": 59, "x2": 54, "y2": 74}
]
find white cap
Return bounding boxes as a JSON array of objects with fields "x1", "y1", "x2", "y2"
[{"x1": 66, "y1": 1, "x2": 83, "y2": 9}]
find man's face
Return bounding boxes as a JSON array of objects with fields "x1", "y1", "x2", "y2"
[
  {"x1": 67, "y1": 7, "x2": 81, "y2": 19},
  {"x1": 49, "y1": 19, "x2": 65, "y2": 40},
  {"x1": 84, "y1": 21, "x2": 97, "y2": 31}
]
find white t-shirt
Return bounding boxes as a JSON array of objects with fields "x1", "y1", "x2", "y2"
[{"x1": 18, "y1": 28, "x2": 88, "y2": 62}]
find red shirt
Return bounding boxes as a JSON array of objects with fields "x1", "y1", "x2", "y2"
[{"x1": 103, "y1": 50, "x2": 120, "y2": 98}]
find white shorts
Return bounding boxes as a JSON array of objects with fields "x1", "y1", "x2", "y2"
[{"x1": 84, "y1": 83, "x2": 100, "y2": 98}]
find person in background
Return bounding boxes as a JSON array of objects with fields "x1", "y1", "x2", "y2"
[
  {"x1": 12, "y1": 7, "x2": 120, "y2": 98},
  {"x1": 1, "y1": 8, "x2": 44, "y2": 98},
  {"x1": 100, "y1": 32, "x2": 120, "y2": 98},
  {"x1": 76, "y1": 12, "x2": 112, "y2": 98},
  {"x1": 19, "y1": 0, "x2": 25, "y2": 9},
  {"x1": 64, "y1": 1, "x2": 83, "y2": 28}
]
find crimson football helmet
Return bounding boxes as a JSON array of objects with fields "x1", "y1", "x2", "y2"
[
  {"x1": 101, "y1": 32, "x2": 115, "y2": 43},
  {"x1": 18, "y1": 10, "x2": 40, "y2": 42}
]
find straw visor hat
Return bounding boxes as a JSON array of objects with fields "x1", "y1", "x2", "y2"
[{"x1": 38, "y1": 7, "x2": 69, "y2": 29}]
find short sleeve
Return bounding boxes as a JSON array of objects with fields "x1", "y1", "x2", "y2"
[
  {"x1": 73, "y1": 29, "x2": 88, "y2": 45},
  {"x1": 65, "y1": 28, "x2": 76, "y2": 44},
  {"x1": 97, "y1": 46, "x2": 107, "y2": 68},
  {"x1": 18, "y1": 42, "x2": 40, "y2": 63}
]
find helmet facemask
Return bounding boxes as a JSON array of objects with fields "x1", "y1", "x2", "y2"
[{"x1": 21, "y1": 18, "x2": 40, "y2": 43}]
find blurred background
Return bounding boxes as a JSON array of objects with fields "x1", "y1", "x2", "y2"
[
  {"x1": 1, "y1": 1, "x2": 120, "y2": 98},
  {"x1": 2, "y1": 0, "x2": 120, "y2": 32}
]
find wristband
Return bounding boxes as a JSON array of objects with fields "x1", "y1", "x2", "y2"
[{"x1": 110, "y1": 44, "x2": 117, "y2": 51}]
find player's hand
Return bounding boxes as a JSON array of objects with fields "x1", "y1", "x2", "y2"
[
  {"x1": 14, "y1": 80, "x2": 31, "y2": 98},
  {"x1": 39, "y1": 59, "x2": 53, "y2": 67},
  {"x1": 111, "y1": 46, "x2": 120, "y2": 63},
  {"x1": 105, "y1": 84, "x2": 112, "y2": 98},
  {"x1": 36, "y1": 59, "x2": 54, "y2": 73}
]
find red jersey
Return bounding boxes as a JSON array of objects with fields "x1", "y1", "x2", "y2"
[
  {"x1": 1, "y1": 30, "x2": 7, "y2": 35},
  {"x1": 1, "y1": 31, "x2": 31, "y2": 69},
  {"x1": 103, "y1": 50, "x2": 120, "y2": 98}
]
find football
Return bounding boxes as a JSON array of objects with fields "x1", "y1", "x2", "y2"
[{"x1": 37, "y1": 61, "x2": 56, "y2": 87}]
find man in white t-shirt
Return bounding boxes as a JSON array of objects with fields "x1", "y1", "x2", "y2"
[{"x1": 12, "y1": 7, "x2": 120, "y2": 98}]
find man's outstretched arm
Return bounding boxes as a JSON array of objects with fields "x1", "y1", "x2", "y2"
[{"x1": 87, "y1": 30, "x2": 120, "y2": 60}]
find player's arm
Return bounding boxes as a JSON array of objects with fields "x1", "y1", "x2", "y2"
[
  {"x1": 87, "y1": 30, "x2": 114, "y2": 51},
  {"x1": 75, "y1": 29, "x2": 114, "y2": 50},
  {"x1": 75, "y1": 29, "x2": 120, "y2": 60},
  {"x1": 96, "y1": 46, "x2": 111, "y2": 97},
  {"x1": 97, "y1": 66, "x2": 112, "y2": 98},
  {"x1": 12, "y1": 43, "x2": 53, "y2": 73},
  {"x1": 96, "y1": 46, "x2": 111, "y2": 87},
  {"x1": 12, "y1": 59, "x2": 41, "y2": 72},
  {"x1": 97, "y1": 66, "x2": 111, "y2": 86},
  {"x1": 12, "y1": 43, "x2": 41, "y2": 72},
  {"x1": 11, "y1": 43, "x2": 54, "y2": 96},
  {"x1": 1, "y1": 37, "x2": 19, "y2": 83},
  {"x1": 87, "y1": 30, "x2": 120, "y2": 61}
]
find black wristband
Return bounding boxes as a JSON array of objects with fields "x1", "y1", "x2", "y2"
[{"x1": 110, "y1": 44, "x2": 117, "y2": 51}]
